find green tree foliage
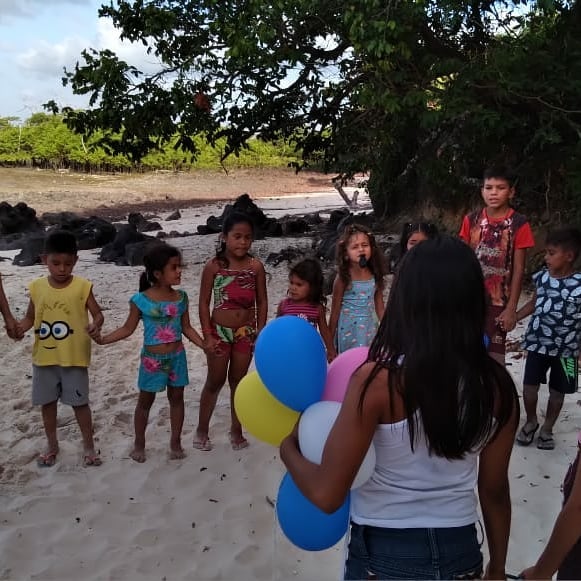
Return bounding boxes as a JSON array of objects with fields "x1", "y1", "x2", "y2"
[{"x1": 54, "y1": 0, "x2": 581, "y2": 217}]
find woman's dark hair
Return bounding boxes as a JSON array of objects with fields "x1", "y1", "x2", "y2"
[
  {"x1": 335, "y1": 223, "x2": 387, "y2": 288},
  {"x1": 216, "y1": 211, "x2": 255, "y2": 268},
  {"x1": 139, "y1": 243, "x2": 181, "y2": 291},
  {"x1": 363, "y1": 235, "x2": 517, "y2": 459},
  {"x1": 289, "y1": 258, "x2": 327, "y2": 306}
]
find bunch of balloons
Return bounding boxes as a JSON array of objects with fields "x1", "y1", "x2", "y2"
[{"x1": 234, "y1": 316, "x2": 376, "y2": 551}]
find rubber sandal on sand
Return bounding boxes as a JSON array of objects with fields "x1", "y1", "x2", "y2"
[
  {"x1": 83, "y1": 454, "x2": 102, "y2": 467},
  {"x1": 537, "y1": 433, "x2": 555, "y2": 450},
  {"x1": 193, "y1": 437, "x2": 212, "y2": 451},
  {"x1": 37, "y1": 452, "x2": 58, "y2": 467},
  {"x1": 229, "y1": 434, "x2": 249, "y2": 451},
  {"x1": 516, "y1": 423, "x2": 539, "y2": 446}
]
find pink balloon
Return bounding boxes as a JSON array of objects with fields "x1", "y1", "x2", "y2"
[{"x1": 322, "y1": 346, "x2": 369, "y2": 402}]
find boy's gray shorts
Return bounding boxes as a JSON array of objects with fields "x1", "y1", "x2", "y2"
[{"x1": 32, "y1": 365, "x2": 90, "y2": 407}]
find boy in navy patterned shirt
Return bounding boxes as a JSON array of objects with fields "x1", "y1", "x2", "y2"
[{"x1": 516, "y1": 227, "x2": 581, "y2": 450}]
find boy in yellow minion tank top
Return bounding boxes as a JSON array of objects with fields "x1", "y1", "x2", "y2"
[{"x1": 17, "y1": 231, "x2": 104, "y2": 467}]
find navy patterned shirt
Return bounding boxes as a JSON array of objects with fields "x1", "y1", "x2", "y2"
[{"x1": 522, "y1": 269, "x2": 581, "y2": 357}]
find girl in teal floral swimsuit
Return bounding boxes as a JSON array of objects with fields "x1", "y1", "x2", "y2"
[{"x1": 94, "y1": 243, "x2": 208, "y2": 463}]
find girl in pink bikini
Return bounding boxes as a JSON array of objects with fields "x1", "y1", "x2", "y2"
[{"x1": 194, "y1": 212, "x2": 267, "y2": 451}]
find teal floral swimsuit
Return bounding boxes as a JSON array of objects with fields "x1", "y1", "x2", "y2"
[{"x1": 131, "y1": 290, "x2": 189, "y2": 392}]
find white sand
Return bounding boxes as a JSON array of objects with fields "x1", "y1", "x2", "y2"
[{"x1": 0, "y1": 192, "x2": 578, "y2": 580}]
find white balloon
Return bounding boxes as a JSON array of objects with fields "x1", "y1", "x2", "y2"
[{"x1": 298, "y1": 401, "x2": 376, "y2": 490}]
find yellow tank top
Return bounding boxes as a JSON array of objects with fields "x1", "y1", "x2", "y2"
[{"x1": 29, "y1": 276, "x2": 92, "y2": 367}]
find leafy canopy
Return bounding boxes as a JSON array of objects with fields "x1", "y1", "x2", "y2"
[{"x1": 51, "y1": 0, "x2": 581, "y2": 216}]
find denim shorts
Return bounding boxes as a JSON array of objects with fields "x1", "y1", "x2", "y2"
[{"x1": 344, "y1": 522, "x2": 483, "y2": 580}]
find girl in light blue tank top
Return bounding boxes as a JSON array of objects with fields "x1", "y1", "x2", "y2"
[{"x1": 329, "y1": 224, "x2": 386, "y2": 353}]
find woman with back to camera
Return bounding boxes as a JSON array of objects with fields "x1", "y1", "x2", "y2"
[{"x1": 281, "y1": 236, "x2": 519, "y2": 580}]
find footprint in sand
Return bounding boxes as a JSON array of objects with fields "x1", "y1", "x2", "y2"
[
  {"x1": 113, "y1": 411, "x2": 131, "y2": 426},
  {"x1": 156, "y1": 408, "x2": 170, "y2": 426},
  {"x1": 12, "y1": 400, "x2": 30, "y2": 411},
  {"x1": 234, "y1": 544, "x2": 261, "y2": 565},
  {"x1": 132, "y1": 528, "x2": 161, "y2": 547}
]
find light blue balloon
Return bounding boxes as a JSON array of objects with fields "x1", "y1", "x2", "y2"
[
  {"x1": 255, "y1": 316, "x2": 327, "y2": 411},
  {"x1": 276, "y1": 472, "x2": 350, "y2": 551}
]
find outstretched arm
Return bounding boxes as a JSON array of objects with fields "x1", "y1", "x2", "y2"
[
  {"x1": 0, "y1": 274, "x2": 17, "y2": 339},
  {"x1": 516, "y1": 289, "x2": 536, "y2": 322},
  {"x1": 254, "y1": 261, "x2": 268, "y2": 333},
  {"x1": 498, "y1": 247, "x2": 527, "y2": 332},
  {"x1": 199, "y1": 260, "x2": 216, "y2": 341},
  {"x1": 318, "y1": 304, "x2": 336, "y2": 362},
  {"x1": 280, "y1": 363, "x2": 383, "y2": 513},
  {"x1": 86, "y1": 289, "x2": 105, "y2": 338},
  {"x1": 96, "y1": 302, "x2": 140, "y2": 345},
  {"x1": 328, "y1": 276, "x2": 344, "y2": 343},
  {"x1": 181, "y1": 307, "x2": 206, "y2": 350},
  {"x1": 17, "y1": 299, "x2": 35, "y2": 338},
  {"x1": 521, "y1": 453, "x2": 581, "y2": 580}
]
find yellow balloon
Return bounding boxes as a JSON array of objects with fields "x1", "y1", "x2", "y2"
[{"x1": 234, "y1": 371, "x2": 300, "y2": 446}]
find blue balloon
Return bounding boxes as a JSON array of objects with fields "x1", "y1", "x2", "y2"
[
  {"x1": 276, "y1": 472, "x2": 350, "y2": 551},
  {"x1": 483, "y1": 334, "x2": 490, "y2": 350},
  {"x1": 255, "y1": 316, "x2": 327, "y2": 411}
]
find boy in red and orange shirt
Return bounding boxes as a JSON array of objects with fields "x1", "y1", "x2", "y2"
[{"x1": 459, "y1": 167, "x2": 535, "y2": 364}]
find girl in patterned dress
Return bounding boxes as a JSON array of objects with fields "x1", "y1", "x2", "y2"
[{"x1": 329, "y1": 224, "x2": 387, "y2": 354}]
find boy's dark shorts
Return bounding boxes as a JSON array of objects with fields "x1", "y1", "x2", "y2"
[
  {"x1": 485, "y1": 305, "x2": 507, "y2": 356},
  {"x1": 523, "y1": 351, "x2": 578, "y2": 394}
]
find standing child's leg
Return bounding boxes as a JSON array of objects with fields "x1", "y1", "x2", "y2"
[
  {"x1": 39, "y1": 401, "x2": 59, "y2": 467},
  {"x1": 167, "y1": 387, "x2": 186, "y2": 459},
  {"x1": 516, "y1": 384, "x2": 541, "y2": 445},
  {"x1": 537, "y1": 389, "x2": 565, "y2": 450},
  {"x1": 517, "y1": 352, "x2": 548, "y2": 446},
  {"x1": 73, "y1": 404, "x2": 102, "y2": 466},
  {"x1": 194, "y1": 352, "x2": 229, "y2": 451},
  {"x1": 227, "y1": 349, "x2": 253, "y2": 450},
  {"x1": 538, "y1": 357, "x2": 577, "y2": 451},
  {"x1": 132, "y1": 391, "x2": 156, "y2": 462}
]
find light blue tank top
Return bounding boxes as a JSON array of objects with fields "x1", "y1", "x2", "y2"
[{"x1": 131, "y1": 290, "x2": 188, "y2": 346}]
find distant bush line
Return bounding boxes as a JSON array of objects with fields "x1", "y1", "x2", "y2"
[{"x1": 0, "y1": 113, "x2": 301, "y2": 173}]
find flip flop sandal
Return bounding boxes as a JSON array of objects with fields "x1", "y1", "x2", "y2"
[
  {"x1": 193, "y1": 437, "x2": 212, "y2": 451},
  {"x1": 516, "y1": 423, "x2": 539, "y2": 446},
  {"x1": 537, "y1": 433, "x2": 555, "y2": 450},
  {"x1": 37, "y1": 451, "x2": 58, "y2": 467},
  {"x1": 83, "y1": 454, "x2": 102, "y2": 467},
  {"x1": 229, "y1": 432, "x2": 249, "y2": 451}
]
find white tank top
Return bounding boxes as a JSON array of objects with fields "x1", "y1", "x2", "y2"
[{"x1": 351, "y1": 417, "x2": 479, "y2": 528}]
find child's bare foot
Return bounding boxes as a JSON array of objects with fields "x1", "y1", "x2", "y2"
[
  {"x1": 130, "y1": 447, "x2": 147, "y2": 463},
  {"x1": 169, "y1": 446, "x2": 186, "y2": 460},
  {"x1": 229, "y1": 431, "x2": 249, "y2": 451},
  {"x1": 193, "y1": 431, "x2": 212, "y2": 451},
  {"x1": 83, "y1": 449, "x2": 102, "y2": 467},
  {"x1": 37, "y1": 446, "x2": 59, "y2": 468}
]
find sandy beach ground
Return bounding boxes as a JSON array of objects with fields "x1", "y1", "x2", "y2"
[{"x1": 0, "y1": 169, "x2": 579, "y2": 580}]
